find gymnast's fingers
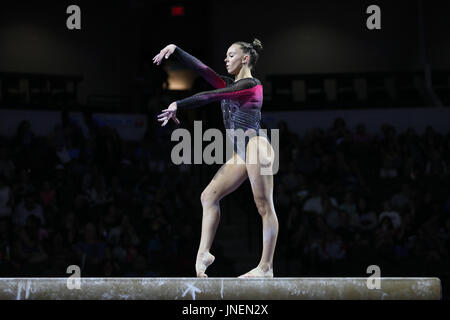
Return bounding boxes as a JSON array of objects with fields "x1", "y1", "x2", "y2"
[
  {"x1": 157, "y1": 112, "x2": 169, "y2": 118},
  {"x1": 154, "y1": 52, "x2": 163, "y2": 65},
  {"x1": 157, "y1": 49, "x2": 169, "y2": 65},
  {"x1": 153, "y1": 53, "x2": 162, "y2": 64},
  {"x1": 172, "y1": 115, "x2": 180, "y2": 125}
]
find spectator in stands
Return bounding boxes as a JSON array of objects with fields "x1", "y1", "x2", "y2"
[
  {"x1": 357, "y1": 197, "x2": 378, "y2": 232},
  {"x1": 414, "y1": 191, "x2": 435, "y2": 226},
  {"x1": 100, "y1": 203, "x2": 121, "y2": 245},
  {"x1": 102, "y1": 257, "x2": 122, "y2": 277},
  {"x1": 425, "y1": 149, "x2": 448, "y2": 177},
  {"x1": 412, "y1": 225, "x2": 441, "y2": 265},
  {"x1": 281, "y1": 162, "x2": 299, "y2": 191},
  {"x1": 303, "y1": 184, "x2": 338, "y2": 216},
  {"x1": 438, "y1": 218, "x2": 450, "y2": 262},
  {"x1": 322, "y1": 196, "x2": 342, "y2": 230},
  {"x1": 335, "y1": 151, "x2": 358, "y2": 186},
  {"x1": 48, "y1": 230, "x2": 75, "y2": 275},
  {"x1": 74, "y1": 222, "x2": 106, "y2": 275},
  {"x1": 14, "y1": 120, "x2": 35, "y2": 148},
  {"x1": 347, "y1": 231, "x2": 371, "y2": 263},
  {"x1": 278, "y1": 120, "x2": 296, "y2": 151},
  {"x1": 391, "y1": 183, "x2": 413, "y2": 211},
  {"x1": 379, "y1": 153, "x2": 399, "y2": 179},
  {"x1": 294, "y1": 173, "x2": 310, "y2": 202},
  {"x1": 0, "y1": 217, "x2": 13, "y2": 273},
  {"x1": 296, "y1": 147, "x2": 320, "y2": 178},
  {"x1": 65, "y1": 138, "x2": 81, "y2": 161},
  {"x1": 55, "y1": 141, "x2": 72, "y2": 165},
  {"x1": 329, "y1": 117, "x2": 350, "y2": 147},
  {"x1": 378, "y1": 200, "x2": 402, "y2": 230},
  {"x1": 274, "y1": 183, "x2": 290, "y2": 212},
  {"x1": 374, "y1": 216, "x2": 395, "y2": 259},
  {"x1": 120, "y1": 215, "x2": 141, "y2": 247},
  {"x1": 125, "y1": 255, "x2": 154, "y2": 277},
  {"x1": 0, "y1": 175, "x2": 13, "y2": 218},
  {"x1": 317, "y1": 229, "x2": 346, "y2": 263},
  {"x1": 0, "y1": 146, "x2": 15, "y2": 180},
  {"x1": 318, "y1": 154, "x2": 337, "y2": 184},
  {"x1": 148, "y1": 220, "x2": 165, "y2": 265},
  {"x1": 444, "y1": 194, "x2": 450, "y2": 216},
  {"x1": 60, "y1": 211, "x2": 79, "y2": 247},
  {"x1": 108, "y1": 175, "x2": 123, "y2": 200},
  {"x1": 12, "y1": 215, "x2": 48, "y2": 275},
  {"x1": 84, "y1": 173, "x2": 112, "y2": 207},
  {"x1": 13, "y1": 193, "x2": 45, "y2": 227},
  {"x1": 12, "y1": 169, "x2": 34, "y2": 201},
  {"x1": 287, "y1": 206, "x2": 308, "y2": 248},
  {"x1": 39, "y1": 180, "x2": 56, "y2": 209},
  {"x1": 393, "y1": 232, "x2": 409, "y2": 261},
  {"x1": 353, "y1": 123, "x2": 372, "y2": 144},
  {"x1": 338, "y1": 191, "x2": 359, "y2": 229},
  {"x1": 403, "y1": 155, "x2": 419, "y2": 181}
]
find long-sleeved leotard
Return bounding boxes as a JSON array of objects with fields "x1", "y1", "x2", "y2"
[{"x1": 172, "y1": 46, "x2": 269, "y2": 161}]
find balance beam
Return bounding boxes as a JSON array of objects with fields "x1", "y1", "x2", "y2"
[{"x1": 0, "y1": 277, "x2": 441, "y2": 300}]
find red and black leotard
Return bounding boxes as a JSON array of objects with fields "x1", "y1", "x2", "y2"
[{"x1": 172, "y1": 46, "x2": 269, "y2": 161}]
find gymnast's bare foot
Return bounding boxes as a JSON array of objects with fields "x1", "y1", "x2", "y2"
[
  {"x1": 196, "y1": 251, "x2": 215, "y2": 278},
  {"x1": 238, "y1": 264, "x2": 273, "y2": 278}
]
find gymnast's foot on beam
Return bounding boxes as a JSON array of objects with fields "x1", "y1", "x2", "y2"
[
  {"x1": 196, "y1": 251, "x2": 215, "y2": 278},
  {"x1": 238, "y1": 264, "x2": 273, "y2": 278}
]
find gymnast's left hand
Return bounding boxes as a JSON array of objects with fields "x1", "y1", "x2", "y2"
[{"x1": 157, "y1": 102, "x2": 180, "y2": 126}]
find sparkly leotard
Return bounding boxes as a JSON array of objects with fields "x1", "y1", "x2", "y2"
[{"x1": 173, "y1": 46, "x2": 270, "y2": 161}]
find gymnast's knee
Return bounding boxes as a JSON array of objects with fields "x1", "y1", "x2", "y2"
[
  {"x1": 200, "y1": 189, "x2": 220, "y2": 207},
  {"x1": 253, "y1": 195, "x2": 272, "y2": 217}
]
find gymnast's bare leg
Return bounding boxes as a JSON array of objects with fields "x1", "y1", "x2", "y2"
[
  {"x1": 196, "y1": 152, "x2": 248, "y2": 277},
  {"x1": 239, "y1": 136, "x2": 278, "y2": 278}
]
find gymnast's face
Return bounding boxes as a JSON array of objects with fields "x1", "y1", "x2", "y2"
[{"x1": 224, "y1": 44, "x2": 249, "y2": 75}]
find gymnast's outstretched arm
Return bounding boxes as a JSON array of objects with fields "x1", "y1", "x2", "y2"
[
  {"x1": 175, "y1": 78, "x2": 258, "y2": 109},
  {"x1": 153, "y1": 44, "x2": 230, "y2": 89},
  {"x1": 156, "y1": 78, "x2": 258, "y2": 126}
]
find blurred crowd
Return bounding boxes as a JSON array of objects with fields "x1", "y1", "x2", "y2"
[
  {"x1": 0, "y1": 114, "x2": 449, "y2": 280},
  {"x1": 0, "y1": 115, "x2": 200, "y2": 277},
  {"x1": 274, "y1": 119, "x2": 450, "y2": 276}
]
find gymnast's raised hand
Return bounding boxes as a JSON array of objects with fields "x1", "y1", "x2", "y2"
[
  {"x1": 152, "y1": 44, "x2": 176, "y2": 65},
  {"x1": 157, "y1": 101, "x2": 180, "y2": 126}
]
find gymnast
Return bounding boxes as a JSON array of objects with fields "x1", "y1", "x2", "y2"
[{"x1": 153, "y1": 39, "x2": 278, "y2": 278}]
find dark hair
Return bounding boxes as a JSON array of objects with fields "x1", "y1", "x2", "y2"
[{"x1": 233, "y1": 38, "x2": 263, "y2": 70}]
